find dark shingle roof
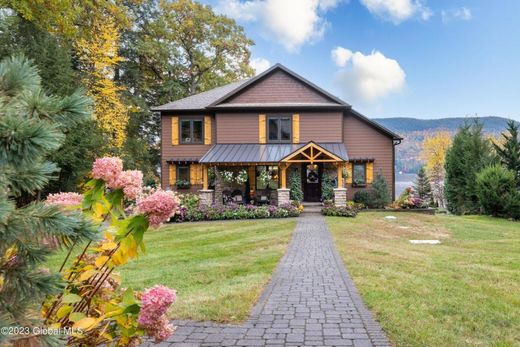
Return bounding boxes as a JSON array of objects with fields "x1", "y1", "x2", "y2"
[
  {"x1": 199, "y1": 143, "x2": 348, "y2": 164},
  {"x1": 151, "y1": 79, "x2": 250, "y2": 111}
]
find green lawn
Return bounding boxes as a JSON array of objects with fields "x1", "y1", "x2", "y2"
[
  {"x1": 327, "y1": 212, "x2": 520, "y2": 347},
  {"x1": 47, "y1": 219, "x2": 296, "y2": 323}
]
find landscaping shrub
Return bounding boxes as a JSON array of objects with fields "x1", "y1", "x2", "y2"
[
  {"x1": 289, "y1": 170, "x2": 303, "y2": 202},
  {"x1": 321, "y1": 173, "x2": 335, "y2": 201},
  {"x1": 393, "y1": 186, "x2": 424, "y2": 209},
  {"x1": 353, "y1": 190, "x2": 373, "y2": 207},
  {"x1": 371, "y1": 171, "x2": 391, "y2": 208},
  {"x1": 171, "y1": 203, "x2": 300, "y2": 222},
  {"x1": 505, "y1": 190, "x2": 520, "y2": 219},
  {"x1": 476, "y1": 165, "x2": 516, "y2": 216},
  {"x1": 178, "y1": 193, "x2": 200, "y2": 208},
  {"x1": 321, "y1": 205, "x2": 359, "y2": 217}
]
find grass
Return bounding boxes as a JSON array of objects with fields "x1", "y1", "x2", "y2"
[
  {"x1": 327, "y1": 212, "x2": 520, "y2": 347},
  {"x1": 47, "y1": 219, "x2": 296, "y2": 323}
]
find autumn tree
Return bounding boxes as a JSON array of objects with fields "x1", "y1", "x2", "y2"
[
  {"x1": 419, "y1": 131, "x2": 452, "y2": 208},
  {"x1": 75, "y1": 15, "x2": 128, "y2": 149}
]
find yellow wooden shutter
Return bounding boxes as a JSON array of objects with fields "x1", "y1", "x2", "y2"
[
  {"x1": 345, "y1": 163, "x2": 353, "y2": 184},
  {"x1": 366, "y1": 162, "x2": 374, "y2": 184},
  {"x1": 259, "y1": 114, "x2": 266, "y2": 144},
  {"x1": 171, "y1": 117, "x2": 179, "y2": 145},
  {"x1": 292, "y1": 114, "x2": 300, "y2": 143},
  {"x1": 168, "y1": 163, "x2": 176, "y2": 186},
  {"x1": 204, "y1": 116, "x2": 212, "y2": 145},
  {"x1": 190, "y1": 164, "x2": 203, "y2": 185}
]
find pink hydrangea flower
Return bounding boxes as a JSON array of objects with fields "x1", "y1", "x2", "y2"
[
  {"x1": 92, "y1": 157, "x2": 123, "y2": 187},
  {"x1": 113, "y1": 170, "x2": 143, "y2": 200},
  {"x1": 138, "y1": 285, "x2": 177, "y2": 342},
  {"x1": 137, "y1": 190, "x2": 179, "y2": 228},
  {"x1": 46, "y1": 192, "x2": 83, "y2": 207}
]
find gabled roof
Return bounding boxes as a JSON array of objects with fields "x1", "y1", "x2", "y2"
[
  {"x1": 152, "y1": 63, "x2": 402, "y2": 140},
  {"x1": 208, "y1": 63, "x2": 349, "y2": 107},
  {"x1": 151, "y1": 79, "x2": 250, "y2": 111}
]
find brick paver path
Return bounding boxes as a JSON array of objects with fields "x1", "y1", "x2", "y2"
[{"x1": 149, "y1": 215, "x2": 390, "y2": 346}]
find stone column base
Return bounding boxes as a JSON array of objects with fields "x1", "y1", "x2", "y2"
[
  {"x1": 198, "y1": 189, "x2": 214, "y2": 207},
  {"x1": 333, "y1": 188, "x2": 347, "y2": 207},
  {"x1": 277, "y1": 188, "x2": 290, "y2": 206}
]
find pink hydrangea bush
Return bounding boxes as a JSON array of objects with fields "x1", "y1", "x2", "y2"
[
  {"x1": 46, "y1": 192, "x2": 83, "y2": 207},
  {"x1": 113, "y1": 170, "x2": 143, "y2": 200},
  {"x1": 138, "y1": 285, "x2": 177, "y2": 342},
  {"x1": 137, "y1": 190, "x2": 179, "y2": 228},
  {"x1": 92, "y1": 157, "x2": 123, "y2": 188}
]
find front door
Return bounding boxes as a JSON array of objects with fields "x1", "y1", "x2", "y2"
[{"x1": 302, "y1": 163, "x2": 322, "y2": 202}]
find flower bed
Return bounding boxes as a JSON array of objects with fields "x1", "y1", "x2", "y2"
[
  {"x1": 321, "y1": 205, "x2": 359, "y2": 217},
  {"x1": 172, "y1": 202, "x2": 301, "y2": 222}
]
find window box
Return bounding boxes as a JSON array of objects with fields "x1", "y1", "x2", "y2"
[{"x1": 176, "y1": 180, "x2": 191, "y2": 189}]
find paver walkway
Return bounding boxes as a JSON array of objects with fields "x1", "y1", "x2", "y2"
[{"x1": 150, "y1": 214, "x2": 390, "y2": 347}]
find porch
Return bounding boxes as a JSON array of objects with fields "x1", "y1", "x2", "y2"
[{"x1": 192, "y1": 142, "x2": 349, "y2": 207}]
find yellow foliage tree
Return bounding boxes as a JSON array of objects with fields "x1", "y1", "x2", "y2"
[
  {"x1": 75, "y1": 16, "x2": 128, "y2": 148},
  {"x1": 420, "y1": 131, "x2": 452, "y2": 208}
]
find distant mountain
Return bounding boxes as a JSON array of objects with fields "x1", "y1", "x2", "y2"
[
  {"x1": 374, "y1": 116, "x2": 515, "y2": 134},
  {"x1": 372, "y1": 116, "x2": 517, "y2": 174}
]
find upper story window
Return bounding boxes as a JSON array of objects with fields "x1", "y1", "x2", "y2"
[
  {"x1": 180, "y1": 119, "x2": 203, "y2": 144},
  {"x1": 352, "y1": 163, "x2": 366, "y2": 187},
  {"x1": 268, "y1": 115, "x2": 291, "y2": 143}
]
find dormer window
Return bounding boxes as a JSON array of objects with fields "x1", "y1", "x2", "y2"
[
  {"x1": 267, "y1": 115, "x2": 291, "y2": 143},
  {"x1": 180, "y1": 118, "x2": 203, "y2": 144}
]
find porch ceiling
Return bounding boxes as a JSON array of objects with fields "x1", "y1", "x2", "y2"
[{"x1": 199, "y1": 142, "x2": 348, "y2": 164}]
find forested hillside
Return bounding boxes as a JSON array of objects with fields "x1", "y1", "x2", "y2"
[{"x1": 374, "y1": 116, "x2": 517, "y2": 173}]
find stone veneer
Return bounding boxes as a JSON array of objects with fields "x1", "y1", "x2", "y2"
[
  {"x1": 198, "y1": 189, "x2": 214, "y2": 206},
  {"x1": 333, "y1": 188, "x2": 347, "y2": 207},
  {"x1": 277, "y1": 188, "x2": 290, "y2": 206}
]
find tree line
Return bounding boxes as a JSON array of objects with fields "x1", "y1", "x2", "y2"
[
  {"x1": 0, "y1": 0, "x2": 254, "y2": 193},
  {"x1": 417, "y1": 120, "x2": 520, "y2": 219}
]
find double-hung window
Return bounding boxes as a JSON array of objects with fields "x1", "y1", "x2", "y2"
[
  {"x1": 352, "y1": 163, "x2": 366, "y2": 186},
  {"x1": 180, "y1": 119, "x2": 203, "y2": 144},
  {"x1": 267, "y1": 115, "x2": 291, "y2": 142}
]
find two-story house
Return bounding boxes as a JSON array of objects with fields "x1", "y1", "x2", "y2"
[{"x1": 153, "y1": 64, "x2": 402, "y2": 206}]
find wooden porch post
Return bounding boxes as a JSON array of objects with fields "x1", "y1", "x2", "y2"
[
  {"x1": 202, "y1": 164, "x2": 208, "y2": 190},
  {"x1": 280, "y1": 164, "x2": 287, "y2": 189},
  {"x1": 337, "y1": 162, "x2": 343, "y2": 188}
]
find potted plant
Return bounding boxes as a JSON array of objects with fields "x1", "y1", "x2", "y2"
[{"x1": 176, "y1": 179, "x2": 191, "y2": 189}]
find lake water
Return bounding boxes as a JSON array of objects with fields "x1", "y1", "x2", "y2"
[{"x1": 395, "y1": 173, "x2": 416, "y2": 196}]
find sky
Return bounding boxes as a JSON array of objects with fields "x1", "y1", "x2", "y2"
[{"x1": 204, "y1": 0, "x2": 520, "y2": 120}]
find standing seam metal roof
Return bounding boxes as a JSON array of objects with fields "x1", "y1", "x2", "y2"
[{"x1": 198, "y1": 143, "x2": 348, "y2": 163}]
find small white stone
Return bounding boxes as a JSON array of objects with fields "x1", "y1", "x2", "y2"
[
  {"x1": 409, "y1": 240, "x2": 441, "y2": 244},
  {"x1": 384, "y1": 216, "x2": 397, "y2": 220}
]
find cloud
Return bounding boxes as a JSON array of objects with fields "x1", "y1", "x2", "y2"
[
  {"x1": 250, "y1": 57, "x2": 271, "y2": 74},
  {"x1": 441, "y1": 7, "x2": 472, "y2": 23},
  {"x1": 218, "y1": 0, "x2": 342, "y2": 53},
  {"x1": 331, "y1": 46, "x2": 353, "y2": 67},
  {"x1": 332, "y1": 46, "x2": 406, "y2": 102},
  {"x1": 359, "y1": 0, "x2": 432, "y2": 24}
]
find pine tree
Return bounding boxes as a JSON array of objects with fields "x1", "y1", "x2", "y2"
[
  {"x1": 493, "y1": 120, "x2": 520, "y2": 186},
  {"x1": 289, "y1": 170, "x2": 303, "y2": 202},
  {"x1": 445, "y1": 121, "x2": 496, "y2": 214},
  {"x1": 371, "y1": 171, "x2": 391, "y2": 208},
  {"x1": 414, "y1": 166, "x2": 433, "y2": 205},
  {"x1": 0, "y1": 56, "x2": 98, "y2": 345}
]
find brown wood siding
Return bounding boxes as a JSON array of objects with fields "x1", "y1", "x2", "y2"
[
  {"x1": 299, "y1": 112, "x2": 343, "y2": 143},
  {"x1": 161, "y1": 114, "x2": 214, "y2": 188},
  {"x1": 343, "y1": 112, "x2": 395, "y2": 200},
  {"x1": 215, "y1": 113, "x2": 259, "y2": 143},
  {"x1": 225, "y1": 70, "x2": 332, "y2": 104}
]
